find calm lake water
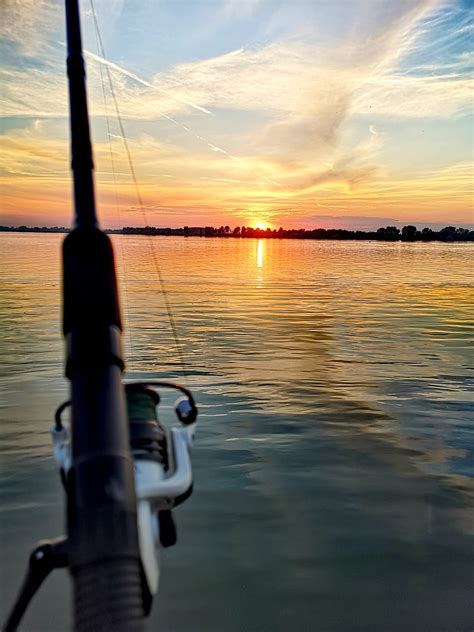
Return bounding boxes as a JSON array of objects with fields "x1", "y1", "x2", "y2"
[{"x1": 0, "y1": 233, "x2": 473, "y2": 631}]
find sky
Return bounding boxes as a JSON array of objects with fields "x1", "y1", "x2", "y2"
[{"x1": 0, "y1": 0, "x2": 473, "y2": 230}]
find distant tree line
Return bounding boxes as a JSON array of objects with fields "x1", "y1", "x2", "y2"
[
  {"x1": 0, "y1": 225, "x2": 70, "y2": 233},
  {"x1": 193, "y1": 225, "x2": 474, "y2": 242},
  {"x1": 1, "y1": 224, "x2": 473, "y2": 241},
  {"x1": 119, "y1": 226, "x2": 185, "y2": 236}
]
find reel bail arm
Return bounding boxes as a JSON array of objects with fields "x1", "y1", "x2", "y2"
[{"x1": 2, "y1": 538, "x2": 69, "y2": 632}]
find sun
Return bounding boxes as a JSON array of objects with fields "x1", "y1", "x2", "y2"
[{"x1": 254, "y1": 220, "x2": 267, "y2": 230}]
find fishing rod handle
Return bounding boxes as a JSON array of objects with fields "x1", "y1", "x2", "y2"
[{"x1": 73, "y1": 559, "x2": 145, "y2": 632}]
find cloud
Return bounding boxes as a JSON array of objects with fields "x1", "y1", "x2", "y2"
[
  {"x1": 354, "y1": 72, "x2": 473, "y2": 118},
  {"x1": 0, "y1": 0, "x2": 59, "y2": 55},
  {"x1": 2, "y1": 1, "x2": 469, "y2": 129},
  {"x1": 0, "y1": 63, "x2": 67, "y2": 119},
  {"x1": 0, "y1": 0, "x2": 125, "y2": 56},
  {"x1": 0, "y1": 124, "x2": 68, "y2": 177}
]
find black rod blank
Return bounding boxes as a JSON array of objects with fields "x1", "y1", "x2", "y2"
[{"x1": 65, "y1": 0, "x2": 97, "y2": 228}]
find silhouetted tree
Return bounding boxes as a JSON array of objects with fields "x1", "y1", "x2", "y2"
[
  {"x1": 421, "y1": 227, "x2": 434, "y2": 241},
  {"x1": 439, "y1": 226, "x2": 457, "y2": 241},
  {"x1": 377, "y1": 226, "x2": 400, "y2": 241},
  {"x1": 455, "y1": 227, "x2": 470, "y2": 241},
  {"x1": 401, "y1": 225, "x2": 418, "y2": 241}
]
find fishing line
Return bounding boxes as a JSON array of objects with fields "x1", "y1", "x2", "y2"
[
  {"x1": 90, "y1": 0, "x2": 188, "y2": 382},
  {"x1": 92, "y1": 16, "x2": 134, "y2": 360}
]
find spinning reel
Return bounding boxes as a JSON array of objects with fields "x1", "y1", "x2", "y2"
[{"x1": 3, "y1": 381, "x2": 198, "y2": 630}]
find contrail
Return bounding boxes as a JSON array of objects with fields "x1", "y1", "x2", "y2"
[
  {"x1": 84, "y1": 48, "x2": 282, "y2": 189},
  {"x1": 84, "y1": 49, "x2": 213, "y2": 116},
  {"x1": 124, "y1": 94, "x2": 283, "y2": 189}
]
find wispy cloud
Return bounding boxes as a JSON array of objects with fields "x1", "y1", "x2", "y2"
[{"x1": 0, "y1": 0, "x2": 59, "y2": 55}]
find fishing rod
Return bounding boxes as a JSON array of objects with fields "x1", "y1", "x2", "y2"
[{"x1": 3, "y1": 1, "x2": 198, "y2": 630}]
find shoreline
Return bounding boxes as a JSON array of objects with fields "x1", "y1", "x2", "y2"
[{"x1": 1, "y1": 225, "x2": 473, "y2": 243}]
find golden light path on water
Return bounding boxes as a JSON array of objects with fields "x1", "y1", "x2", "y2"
[
  {"x1": 257, "y1": 239, "x2": 264, "y2": 269},
  {"x1": 0, "y1": 234, "x2": 473, "y2": 631}
]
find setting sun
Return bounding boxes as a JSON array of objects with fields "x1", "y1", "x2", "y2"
[{"x1": 254, "y1": 221, "x2": 268, "y2": 230}]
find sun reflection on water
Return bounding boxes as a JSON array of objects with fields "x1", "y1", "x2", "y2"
[
  {"x1": 257, "y1": 239, "x2": 264, "y2": 269},
  {"x1": 256, "y1": 239, "x2": 264, "y2": 287}
]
